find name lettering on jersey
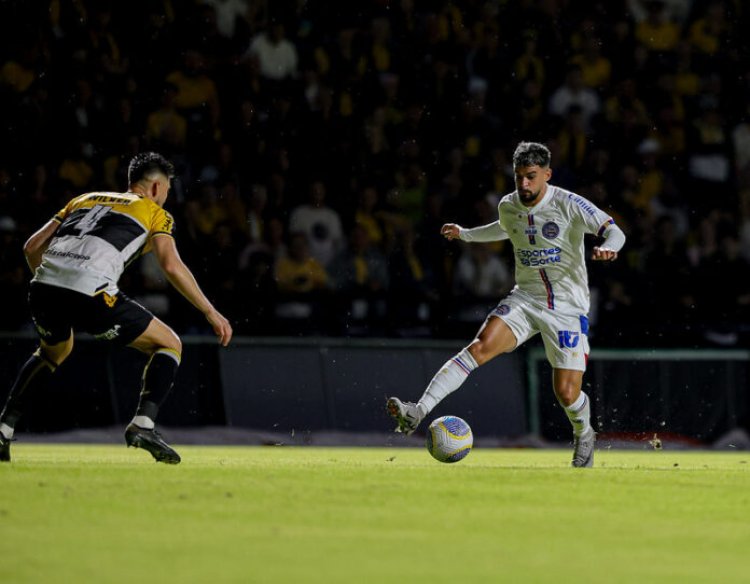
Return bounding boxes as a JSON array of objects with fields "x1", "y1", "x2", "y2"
[
  {"x1": 567, "y1": 194, "x2": 596, "y2": 216},
  {"x1": 518, "y1": 247, "x2": 562, "y2": 267},
  {"x1": 89, "y1": 195, "x2": 132, "y2": 205},
  {"x1": 558, "y1": 330, "x2": 580, "y2": 348}
]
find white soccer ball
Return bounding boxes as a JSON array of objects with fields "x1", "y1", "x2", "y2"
[{"x1": 426, "y1": 416, "x2": 473, "y2": 463}]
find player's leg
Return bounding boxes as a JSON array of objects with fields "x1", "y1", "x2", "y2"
[
  {"x1": 85, "y1": 291, "x2": 182, "y2": 464},
  {"x1": 1, "y1": 283, "x2": 75, "y2": 462},
  {"x1": 128, "y1": 318, "x2": 182, "y2": 429},
  {"x1": 553, "y1": 368, "x2": 595, "y2": 467},
  {"x1": 420, "y1": 315, "x2": 518, "y2": 411},
  {"x1": 539, "y1": 313, "x2": 594, "y2": 467},
  {"x1": 553, "y1": 367, "x2": 592, "y2": 434},
  {"x1": 0, "y1": 336, "x2": 75, "y2": 428},
  {"x1": 0, "y1": 336, "x2": 73, "y2": 462},
  {"x1": 124, "y1": 317, "x2": 183, "y2": 464},
  {"x1": 387, "y1": 313, "x2": 520, "y2": 435}
]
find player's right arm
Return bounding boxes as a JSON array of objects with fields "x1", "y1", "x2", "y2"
[
  {"x1": 151, "y1": 234, "x2": 233, "y2": 346},
  {"x1": 23, "y1": 219, "x2": 60, "y2": 273},
  {"x1": 441, "y1": 221, "x2": 509, "y2": 242},
  {"x1": 24, "y1": 195, "x2": 82, "y2": 273},
  {"x1": 592, "y1": 221, "x2": 626, "y2": 261}
]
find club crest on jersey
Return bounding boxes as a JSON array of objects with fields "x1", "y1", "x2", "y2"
[
  {"x1": 161, "y1": 214, "x2": 174, "y2": 232},
  {"x1": 558, "y1": 330, "x2": 580, "y2": 348},
  {"x1": 494, "y1": 304, "x2": 511, "y2": 316},
  {"x1": 542, "y1": 221, "x2": 560, "y2": 239}
]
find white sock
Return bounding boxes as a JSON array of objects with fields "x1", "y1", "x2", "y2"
[
  {"x1": 418, "y1": 348, "x2": 478, "y2": 413},
  {"x1": 564, "y1": 392, "x2": 592, "y2": 437},
  {"x1": 0, "y1": 422, "x2": 14, "y2": 440},
  {"x1": 131, "y1": 415, "x2": 155, "y2": 430}
]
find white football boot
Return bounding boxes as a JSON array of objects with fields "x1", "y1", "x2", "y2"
[
  {"x1": 571, "y1": 428, "x2": 596, "y2": 468},
  {"x1": 386, "y1": 397, "x2": 425, "y2": 435}
]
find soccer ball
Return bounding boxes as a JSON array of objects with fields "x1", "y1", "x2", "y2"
[{"x1": 426, "y1": 416, "x2": 473, "y2": 463}]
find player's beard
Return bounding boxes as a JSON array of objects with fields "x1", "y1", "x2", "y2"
[{"x1": 518, "y1": 188, "x2": 541, "y2": 205}]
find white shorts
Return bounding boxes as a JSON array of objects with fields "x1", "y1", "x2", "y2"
[{"x1": 489, "y1": 292, "x2": 589, "y2": 371}]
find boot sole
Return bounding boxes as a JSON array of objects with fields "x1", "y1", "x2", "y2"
[{"x1": 126, "y1": 435, "x2": 181, "y2": 464}]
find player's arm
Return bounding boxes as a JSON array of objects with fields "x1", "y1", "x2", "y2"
[
  {"x1": 151, "y1": 234, "x2": 233, "y2": 346},
  {"x1": 592, "y1": 221, "x2": 626, "y2": 261},
  {"x1": 441, "y1": 221, "x2": 509, "y2": 242},
  {"x1": 23, "y1": 219, "x2": 60, "y2": 273}
]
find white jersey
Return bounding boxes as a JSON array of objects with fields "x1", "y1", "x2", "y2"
[{"x1": 462, "y1": 185, "x2": 616, "y2": 315}]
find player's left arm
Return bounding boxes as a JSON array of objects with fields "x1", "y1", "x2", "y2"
[
  {"x1": 442, "y1": 221, "x2": 510, "y2": 242},
  {"x1": 592, "y1": 220, "x2": 626, "y2": 262},
  {"x1": 23, "y1": 219, "x2": 60, "y2": 273}
]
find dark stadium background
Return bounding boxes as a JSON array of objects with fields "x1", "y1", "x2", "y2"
[{"x1": 1, "y1": 0, "x2": 749, "y2": 443}]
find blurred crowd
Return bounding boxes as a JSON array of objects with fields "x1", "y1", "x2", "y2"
[{"x1": 2, "y1": 0, "x2": 750, "y2": 346}]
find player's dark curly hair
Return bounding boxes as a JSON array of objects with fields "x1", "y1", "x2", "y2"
[
  {"x1": 127, "y1": 152, "x2": 175, "y2": 185},
  {"x1": 513, "y1": 142, "x2": 551, "y2": 168}
]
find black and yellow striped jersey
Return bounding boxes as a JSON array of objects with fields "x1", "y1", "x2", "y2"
[{"x1": 33, "y1": 191, "x2": 176, "y2": 296}]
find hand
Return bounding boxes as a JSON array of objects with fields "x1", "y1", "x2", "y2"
[
  {"x1": 206, "y1": 309, "x2": 233, "y2": 346},
  {"x1": 592, "y1": 246, "x2": 618, "y2": 261},
  {"x1": 441, "y1": 223, "x2": 461, "y2": 240}
]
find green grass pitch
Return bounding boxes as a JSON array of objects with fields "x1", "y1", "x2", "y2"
[{"x1": 2, "y1": 444, "x2": 749, "y2": 583}]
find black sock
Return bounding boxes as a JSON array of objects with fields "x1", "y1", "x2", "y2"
[
  {"x1": 0, "y1": 352, "x2": 56, "y2": 432},
  {"x1": 134, "y1": 350, "x2": 180, "y2": 422}
]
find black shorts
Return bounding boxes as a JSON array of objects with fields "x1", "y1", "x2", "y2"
[{"x1": 29, "y1": 282, "x2": 154, "y2": 346}]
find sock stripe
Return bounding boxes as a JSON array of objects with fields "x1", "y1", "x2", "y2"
[
  {"x1": 564, "y1": 392, "x2": 591, "y2": 437},
  {"x1": 420, "y1": 350, "x2": 476, "y2": 412},
  {"x1": 451, "y1": 357, "x2": 473, "y2": 375},
  {"x1": 570, "y1": 394, "x2": 588, "y2": 413},
  {"x1": 155, "y1": 348, "x2": 181, "y2": 364}
]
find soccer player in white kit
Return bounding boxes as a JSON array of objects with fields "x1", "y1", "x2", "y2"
[{"x1": 387, "y1": 142, "x2": 626, "y2": 467}]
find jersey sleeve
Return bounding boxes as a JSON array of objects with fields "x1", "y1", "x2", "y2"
[
  {"x1": 52, "y1": 195, "x2": 82, "y2": 223},
  {"x1": 141, "y1": 207, "x2": 176, "y2": 255},
  {"x1": 599, "y1": 222, "x2": 626, "y2": 252},
  {"x1": 151, "y1": 207, "x2": 176, "y2": 238},
  {"x1": 458, "y1": 221, "x2": 510, "y2": 242},
  {"x1": 566, "y1": 193, "x2": 615, "y2": 235}
]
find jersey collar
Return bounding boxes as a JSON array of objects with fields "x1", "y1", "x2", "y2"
[{"x1": 521, "y1": 184, "x2": 554, "y2": 213}]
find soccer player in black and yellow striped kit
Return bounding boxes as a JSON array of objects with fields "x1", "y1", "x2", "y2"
[{"x1": 0, "y1": 152, "x2": 233, "y2": 463}]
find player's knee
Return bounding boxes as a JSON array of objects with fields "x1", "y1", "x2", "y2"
[
  {"x1": 467, "y1": 341, "x2": 492, "y2": 366},
  {"x1": 150, "y1": 322, "x2": 182, "y2": 355},
  {"x1": 159, "y1": 334, "x2": 182, "y2": 357},
  {"x1": 554, "y1": 381, "x2": 580, "y2": 407}
]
